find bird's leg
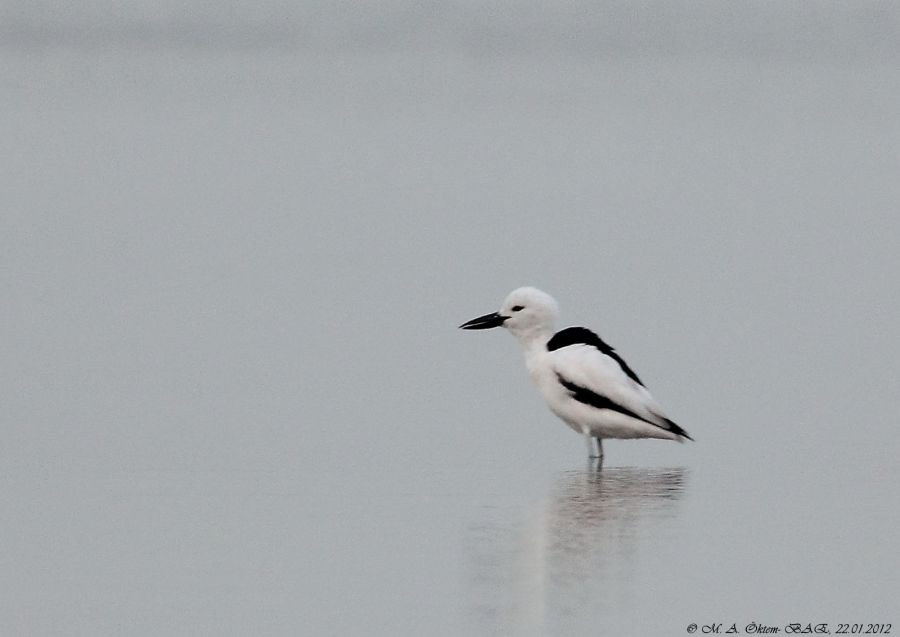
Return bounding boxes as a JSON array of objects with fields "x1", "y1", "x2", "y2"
[
  {"x1": 585, "y1": 432, "x2": 604, "y2": 462},
  {"x1": 583, "y1": 431, "x2": 595, "y2": 458}
]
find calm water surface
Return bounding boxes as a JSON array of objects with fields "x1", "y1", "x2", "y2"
[{"x1": 3, "y1": 7, "x2": 900, "y2": 634}]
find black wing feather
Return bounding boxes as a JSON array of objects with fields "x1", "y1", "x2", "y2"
[
  {"x1": 547, "y1": 327, "x2": 644, "y2": 386},
  {"x1": 556, "y1": 374, "x2": 694, "y2": 440},
  {"x1": 556, "y1": 374, "x2": 651, "y2": 423}
]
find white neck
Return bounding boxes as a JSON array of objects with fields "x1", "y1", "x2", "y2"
[{"x1": 510, "y1": 324, "x2": 554, "y2": 353}]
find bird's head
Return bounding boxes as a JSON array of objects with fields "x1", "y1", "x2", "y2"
[{"x1": 459, "y1": 287, "x2": 559, "y2": 344}]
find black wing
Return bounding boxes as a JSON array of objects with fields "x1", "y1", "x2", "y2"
[
  {"x1": 547, "y1": 327, "x2": 644, "y2": 386},
  {"x1": 556, "y1": 373, "x2": 694, "y2": 441}
]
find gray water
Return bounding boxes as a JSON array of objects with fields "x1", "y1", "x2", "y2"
[{"x1": 3, "y1": 4, "x2": 900, "y2": 635}]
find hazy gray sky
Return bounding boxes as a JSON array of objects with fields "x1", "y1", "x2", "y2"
[{"x1": 3, "y1": 1, "x2": 899, "y2": 60}]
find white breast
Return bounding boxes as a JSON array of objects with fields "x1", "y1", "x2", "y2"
[{"x1": 525, "y1": 349, "x2": 586, "y2": 433}]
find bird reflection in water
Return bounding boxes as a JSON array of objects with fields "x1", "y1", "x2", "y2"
[{"x1": 465, "y1": 466, "x2": 688, "y2": 635}]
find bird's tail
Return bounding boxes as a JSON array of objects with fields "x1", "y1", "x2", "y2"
[{"x1": 664, "y1": 418, "x2": 694, "y2": 442}]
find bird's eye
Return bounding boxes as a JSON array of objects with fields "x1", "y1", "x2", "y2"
[{"x1": 511, "y1": 305, "x2": 524, "y2": 312}]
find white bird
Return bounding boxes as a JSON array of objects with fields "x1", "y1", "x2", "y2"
[{"x1": 459, "y1": 287, "x2": 692, "y2": 461}]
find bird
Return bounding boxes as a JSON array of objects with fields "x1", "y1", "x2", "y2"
[{"x1": 459, "y1": 287, "x2": 692, "y2": 462}]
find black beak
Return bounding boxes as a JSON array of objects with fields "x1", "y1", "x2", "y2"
[{"x1": 459, "y1": 311, "x2": 507, "y2": 330}]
